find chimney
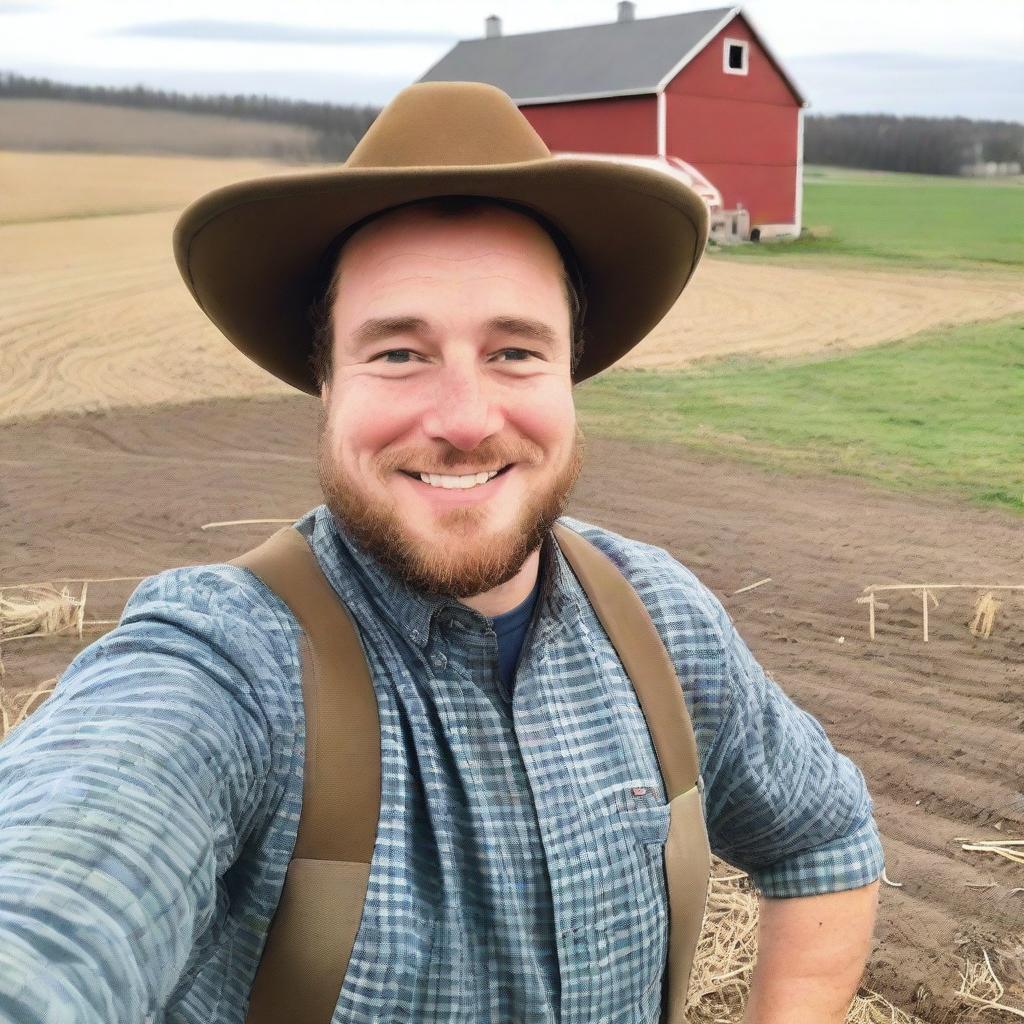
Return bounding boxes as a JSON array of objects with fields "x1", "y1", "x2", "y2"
[
  {"x1": 617, "y1": 1, "x2": 636, "y2": 21},
  {"x1": 485, "y1": 14, "x2": 502, "y2": 37}
]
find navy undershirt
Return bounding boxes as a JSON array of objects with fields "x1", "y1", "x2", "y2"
[{"x1": 489, "y1": 573, "x2": 542, "y2": 697}]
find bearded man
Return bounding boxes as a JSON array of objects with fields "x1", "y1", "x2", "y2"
[{"x1": 0, "y1": 83, "x2": 883, "y2": 1024}]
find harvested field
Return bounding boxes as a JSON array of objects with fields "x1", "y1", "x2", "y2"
[
  {"x1": 0, "y1": 150, "x2": 302, "y2": 226},
  {"x1": 619, "y1": 259, "x2": 1024, "y2": 369},
  {"x1": 2, "y1": 394, "x2": 1022, "y2": 1021},
  {"x1": 0, "y1": 99, "x2": 321, "y2": 161},
  {"x1": 3, "y1": 150, "x2": 1024, "y2": 421}
]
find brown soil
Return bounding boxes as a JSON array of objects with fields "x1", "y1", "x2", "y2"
[{"x1": 2, "y1": 394, "x2": 1022, "y2": 1021}]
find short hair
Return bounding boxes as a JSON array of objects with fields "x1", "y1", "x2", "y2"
[{"x1": 307, "y1": 195, "x2": 587, "y2": 391}]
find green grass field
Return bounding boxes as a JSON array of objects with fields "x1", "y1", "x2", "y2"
[
  {"x1": 716, "y1": 165, "x2": 1024, "y2": 268},
  {"x1": 576, "y1": 317, "x2": 1024, "y2": 513}
]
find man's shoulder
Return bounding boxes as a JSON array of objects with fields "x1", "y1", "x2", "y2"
[
  {"x1": 123, "y1": 560, "x2": 298, "y2": 633},
  {"x1": 67, "y1": 555, "x2": 306, "y2": 692},
  {"x1": 555, "y1": 515, "x2": 729, "y2": 645}
]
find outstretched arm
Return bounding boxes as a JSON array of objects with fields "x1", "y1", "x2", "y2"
[
  {"x1": 0, "y1": 567, "x2": 291, "y2": 1022},
  {"x1": 743, "y1": 879, "x2": 880, "y2": 1023}
]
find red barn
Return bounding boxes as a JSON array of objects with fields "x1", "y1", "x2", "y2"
[{"x1": 418, "y1": 3, "x2": 807, "y2": 239}]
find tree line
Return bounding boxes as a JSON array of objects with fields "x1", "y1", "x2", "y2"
[
  {"x1": 3, "y1": 71, "x2": 1022, "y2": 175},
  {"x1": 0, "y1": 71, "x2": 380, "y2": 161},
  {"x1": 805, "y1": 114, "x2": 1023, "y2": 176}
]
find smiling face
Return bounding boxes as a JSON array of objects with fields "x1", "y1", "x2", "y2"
[{"x1": 316, "y1": 200, "x2": 583, "y2": 605}]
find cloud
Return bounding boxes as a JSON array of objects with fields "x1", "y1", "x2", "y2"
[
  {"x1": 112, "y1": 19, "x2": 457, "y2": 47},
  {"x1": 787, "y1": 52, "x2": 1024, "y2": 122},
  {"x1": 0, "y1": 2, "x2": 49, "y2": 13}
]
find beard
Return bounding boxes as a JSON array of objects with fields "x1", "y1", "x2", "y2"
[{"x1": 316, "y1": 412, "x2": 584, "y2": 600}]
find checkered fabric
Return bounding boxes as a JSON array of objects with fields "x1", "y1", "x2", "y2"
[{"x1": 0, "y1": 505, "x2": 883, "y2": 1023}]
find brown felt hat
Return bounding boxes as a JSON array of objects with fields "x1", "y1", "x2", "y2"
[{"x1": 173, "y1": 81, "x2": 708, "y2": 393}]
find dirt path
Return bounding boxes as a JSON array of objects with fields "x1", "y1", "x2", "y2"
[{"x1": 2, "y1": 394, "x2": 1022, "y2": 1020}]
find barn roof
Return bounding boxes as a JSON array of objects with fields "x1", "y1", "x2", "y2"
[{"x1": 418, "y1": 6, "x2": 802, "y2": 106}]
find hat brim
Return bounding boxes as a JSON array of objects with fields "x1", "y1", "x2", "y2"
[{"x1": 173, "y1": 158, "x2": 708, "y2": 393}]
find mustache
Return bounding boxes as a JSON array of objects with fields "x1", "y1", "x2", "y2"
[{"x1": 376, "y1": 438, "x2": 545, "y2": 475}]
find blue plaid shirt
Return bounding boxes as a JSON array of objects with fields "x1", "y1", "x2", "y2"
[{"x1": 0, "y1": 505, "x2": 883, "y2": 1023}]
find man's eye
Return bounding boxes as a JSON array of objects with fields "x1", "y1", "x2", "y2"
[
  {"x1": 495, "y1": 348, "x2": 533, "y2": 362},
  {"x1": 374, "y1": 349, "x2": 415, "y2": 364}
]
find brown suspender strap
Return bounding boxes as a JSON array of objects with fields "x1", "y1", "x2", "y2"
[
  {"x1": 552, "y1": 523, "x2": 711, "y2": 1023},
  {"x1": 229, "y1": 527, "x2": 381, "y2": 1024},
  {"x1": 551, "y1": 523, "x2": 700, "y2": 799},
  {"x1": 233, "y1": 523, "x2": 709, "y2": 1024}
]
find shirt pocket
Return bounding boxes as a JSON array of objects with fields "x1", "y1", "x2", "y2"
[{"x1": 610, "y1": 789, "x2": 672, "y2": 849}]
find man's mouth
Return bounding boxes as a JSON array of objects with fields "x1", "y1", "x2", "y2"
[{"x1": 399, "y1": 464, "x2": 514, "y2": 490}]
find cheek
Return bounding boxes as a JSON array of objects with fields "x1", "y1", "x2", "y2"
[
  {"x1": 508, "y1": 384, "x2": 576, "y2": 449},
  {"x1": 330, "y1": 384, "x2": 422, "y2": 462}
]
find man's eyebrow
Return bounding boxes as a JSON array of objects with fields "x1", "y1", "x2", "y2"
[
  {"x1": 351, "y1": 316, "x2": 430, "y2": 347},
  {"x1": 487, "y1": 316, "x2": 559, "y2": 345}
]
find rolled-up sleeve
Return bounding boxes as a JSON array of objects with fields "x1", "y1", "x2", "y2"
[
  {"x1": 698, "y1": 593, "x2": 885, "y2": 898},
  {"x1": 0, "y1": 565, "x2": 293, "y2": 1022}
]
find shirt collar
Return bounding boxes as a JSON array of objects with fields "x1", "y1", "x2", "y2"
[{"x1": 298, "y1": 504, "x2": 572, "y2": 649}]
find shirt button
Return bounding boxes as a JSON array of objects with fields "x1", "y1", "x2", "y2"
[
  {"x1": 430, "y1": 652, "x2": 448, "y2": 670},
  {"x1": 408, "y1": 629, "x2": 421, "y2": 644}
]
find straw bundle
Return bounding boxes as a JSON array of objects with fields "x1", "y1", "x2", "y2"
[
  {"x1": 969, "y1": 592, "x2": 1001, "y2": 639},
  {"x1": 0, "y1": 584, "x2": 85, "y2": 678},
  {"x1": 0, "y1": 584, "x2": 83, "y2": 641}
]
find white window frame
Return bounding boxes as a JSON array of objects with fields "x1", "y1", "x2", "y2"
[{"x1": 723, "y1": 37, "x2": 749, "y2": 76}]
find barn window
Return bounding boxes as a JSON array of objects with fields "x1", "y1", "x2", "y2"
[{"x1": 723, "y1": 38, "x2": 748, "y2": 75}]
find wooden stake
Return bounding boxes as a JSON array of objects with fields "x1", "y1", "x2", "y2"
[
  {"x1": 856, "y1": 594, "x2": 889, "y2": 639},
  {"x1": 922, "y1": 588, "x2": 929, "y2": 642}
]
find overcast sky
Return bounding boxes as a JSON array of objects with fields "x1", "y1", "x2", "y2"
[{"x1": 2, "y1": 0, "x2": 1022, "y2": 121}]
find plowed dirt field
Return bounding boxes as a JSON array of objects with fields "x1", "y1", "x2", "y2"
[{"x1": 2, "y1": 394, "x2": 1021, "y2": 1021}]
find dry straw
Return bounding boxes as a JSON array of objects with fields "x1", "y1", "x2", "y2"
[
  {"x1": 959, "y1": 838, "x2": 1024, "y2": 867},
  {"x1": 0, "y1": 577, "x2": 140, "y2": 677},
  {"x1": 0, "y1": 583, "x2": 83, "y2": 642},
  {"x1": 957, "y1": 948, "x2": 1024, "y2": 1019},
  {"x1": 686, "y1": 860, "x2": 927, "y2": 1023},
  {"x1": 685, "y1": 863, "x2": 759, "y2": 1021}
]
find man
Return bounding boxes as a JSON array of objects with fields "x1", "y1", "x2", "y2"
[{"x1": 0, "y1": 82, "x2": 883, "y2": 1023}]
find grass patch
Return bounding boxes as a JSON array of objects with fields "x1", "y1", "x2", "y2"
[
  {"x1": 715, "y1": 166, "x2": 1024, "y2": 269},
  {"x1": 575, "y1": 317, "x2": 1024, "y2": 514}
]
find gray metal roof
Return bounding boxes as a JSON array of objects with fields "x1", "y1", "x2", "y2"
[{"x1": 417, "y1": 7, "x2": 740, "y2": 103}]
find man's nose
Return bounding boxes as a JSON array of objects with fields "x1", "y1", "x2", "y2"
[{"x1": 421, "y1": 362, "x2": 504, "y2": 451}]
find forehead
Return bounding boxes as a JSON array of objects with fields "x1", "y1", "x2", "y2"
[{"x1": 333, "y1": 203, "x2": 566, "y2": 286}]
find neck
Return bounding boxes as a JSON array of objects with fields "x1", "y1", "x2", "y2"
[{"x1": 458, "y1": 547, "x2": 541, "y2": 618}]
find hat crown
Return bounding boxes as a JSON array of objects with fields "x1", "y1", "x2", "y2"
[{"x1": 345, "y1": 82, "x2": 551, "y2": 170}]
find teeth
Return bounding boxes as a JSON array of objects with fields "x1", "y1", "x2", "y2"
[{"x1": 418, "y1": 469, "x2": 501, "y2": 489}]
